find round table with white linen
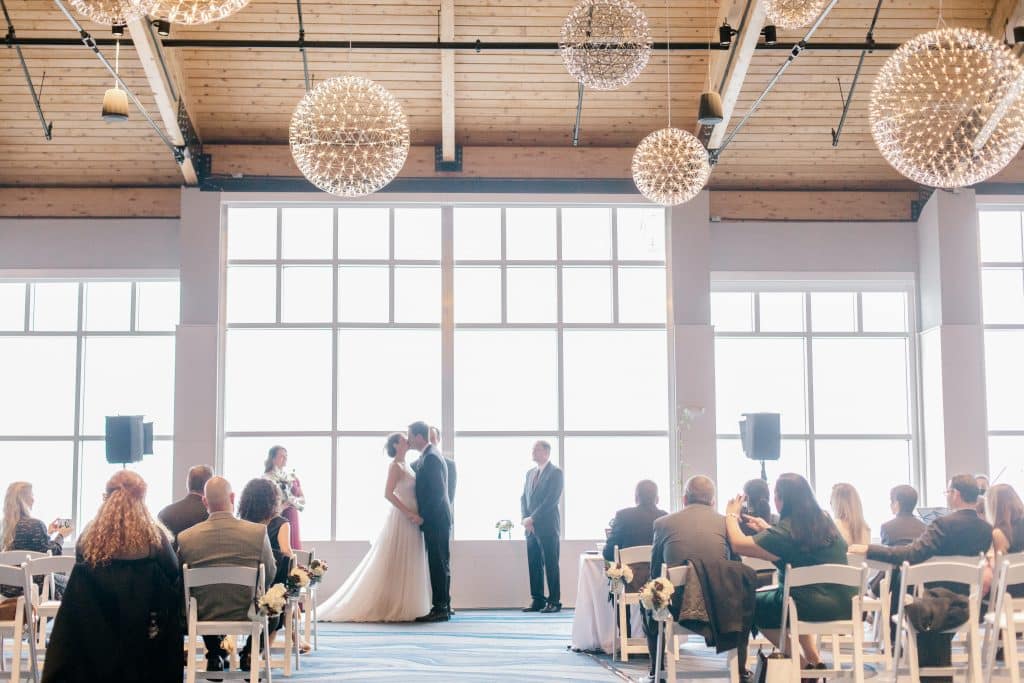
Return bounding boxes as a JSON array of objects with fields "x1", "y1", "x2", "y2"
[{"x1": 570, "y1": 552, "x2": 640, "y2": 654}]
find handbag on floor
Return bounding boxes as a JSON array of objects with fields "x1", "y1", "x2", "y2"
[{"x1": 752, "y1": 648, "x2": 796, "y2": 683}]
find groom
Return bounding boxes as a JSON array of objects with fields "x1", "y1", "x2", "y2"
[{"x1": 409, "y1": 420, "x2": 452, "y2": 622}]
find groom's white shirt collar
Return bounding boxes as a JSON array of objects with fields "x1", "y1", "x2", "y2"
[{"x1": 536, "y1": 460, "x2": 549, "y2": 473}]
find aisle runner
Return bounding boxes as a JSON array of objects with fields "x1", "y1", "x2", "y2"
[{"x1": 292, "y1": 610, "x2": 621, "y2": 681}]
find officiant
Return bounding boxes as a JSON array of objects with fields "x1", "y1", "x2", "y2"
[{"x1": 520, "y1": 441, "x2": 564, "y2": 614}]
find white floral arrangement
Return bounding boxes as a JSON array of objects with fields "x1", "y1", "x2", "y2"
[
  {"x1": 495, "y1": 519, "x2": 514, "y2": 539},
  {"x1": 309, "y1": 559, "x2": 328, "y2": 584},
  {"x1": 287, "y1": 565, "x2": 312, "y2": 595},
  {"x1": 639, "y1": 576, "x2": 675, "y2": 622},
  {"x1": 605, "y1": 562, "x2": 634, "y2": 597},
  {"x1": 267, "y1": 468, "x2": 306, "y2": 512},
  {"x1": 257, "y1": 583, "x2": 288, "y2": 616}
]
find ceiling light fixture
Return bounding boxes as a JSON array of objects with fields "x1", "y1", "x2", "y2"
[
  {"x1": 101, "y1": 38, "x2": 128, "y2": 122},
  {"x1": 289, "y1": 75, "x2": 410, "y2": 197},
  {"x1": 870, "y1": 26, "x2": 1024, "y2": 188},
  {"x1": 763, "y1": 0, "x2": 828, "y2": 30},
  {"x1": 69, "y1": 0, "x2": 151, "y2": 28},
  {"x1": 559, "y1": 0, "x2": 652, "y2": 91},
  {"x1": 147, "y1": 0, "x2": 249, "y2": 26}
]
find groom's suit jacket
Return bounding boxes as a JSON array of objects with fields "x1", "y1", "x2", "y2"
[
  {"x1": 412, "y1": 454, "x2": 457, "y2": 506},
  {"x1": 414, "y1": 445, "x2": 452, "y2": 533},
  {"x1": 520, "y1": 462, "x2": 564, "y2": 537}
]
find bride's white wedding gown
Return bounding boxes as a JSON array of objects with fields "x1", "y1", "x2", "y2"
[{"x1": 318, "y1": 462, "x2": 432, "y2": 622}]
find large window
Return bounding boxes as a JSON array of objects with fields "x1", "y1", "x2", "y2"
[
  {"x1": 224, "y1": 205, "x2": 670, "y2": 541},
  {"x1": 979, "y1": 210, "x2": 1024, "y2": 493},
  {"x1": 0, "y1": 279, "x2": 178, "y2": 531},
  {"x1": 712, "y1": 287, "x2": 916, "y2": 532}
]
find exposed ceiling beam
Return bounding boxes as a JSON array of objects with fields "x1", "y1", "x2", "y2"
[
  {"x1": 990, "y1": 0, "x2": 1024, "y2": 41},
  {"x1": 126, "y1": 16, "x2": 199, "y2": 185},
  {"x1": 703, "y1": 0, "x2": 766, "y2": 149},
  {"x1": 440, "y1": 0, "x2": 455, "y2": 162}
]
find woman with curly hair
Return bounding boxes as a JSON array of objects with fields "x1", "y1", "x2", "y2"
[{"x1": 41, "y1": 471, "x2": 182, "y2": 683}]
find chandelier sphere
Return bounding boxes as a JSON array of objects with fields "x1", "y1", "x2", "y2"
[
  {"x1": 146, "y1": 0, "x2": 250, "y2": 25},
  {"x1": 70, "y1": 0, "x2": 152, "y2": 26},
  {"x1": 870, "y1": 27, "x2": 1024, "y2": 189},
  {"x1": 289, "y1": 75, "x2": 410, "y2": 198},
  {"x1": 632, "y1": 127, "x2": 710, "y2": 206},
  {"x1": 763, "y1": 0, "x2": 829, "y2": 30},
  {"x1": 559, "y1": 0, "x2": 652, "y2": 90}
]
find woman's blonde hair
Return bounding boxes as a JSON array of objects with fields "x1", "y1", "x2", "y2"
[
  {"x1": 987, "y1": 484, "x2": 1024, "y2": 548},
  {"x1": 1, "y1": 482, "x2": 33, "y2": 551},
  {"x1": 830, "y1": 482, "x2": 870, "y2": 545},
  {"x1": 79, "y1": 470, "x2": 165, "y2": 567}
]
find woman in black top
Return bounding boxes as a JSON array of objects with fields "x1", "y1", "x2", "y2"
[
  {"x1": 1, "y1": 481, "x2": 72, "y2": 598},
  {"x1": 238, "y1": 478, "x2": 298, "y2": 665},
  {"x1": 988, "y1": 483, "x2": 1024, "y2": 554}
]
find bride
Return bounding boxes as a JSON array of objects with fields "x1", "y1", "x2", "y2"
[{"x1": 318, "y1": 433, "x2": 432, "y2": 622}]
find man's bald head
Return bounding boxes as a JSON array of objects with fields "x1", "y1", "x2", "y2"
[
  {"x1": 203, "y1": 476, "x2": 234, "y2": 513},
  {"x1": 683, "y1": 475, "x2": 715, "y2": 507}
]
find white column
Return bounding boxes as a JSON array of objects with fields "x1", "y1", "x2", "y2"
[
  {"x1": 667, "y1": 192, "x2": 717, "y2": 508},
  {"x1": 172, "y1": 188, "x2": 224, "y2": 497},
  {"x1": 916, "y1": 189, "x2": 988, "y2": 505}
]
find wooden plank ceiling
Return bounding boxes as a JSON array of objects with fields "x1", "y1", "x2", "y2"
[{"x1": 0, "y1": 0, "x2": 1015, "y2": 191}]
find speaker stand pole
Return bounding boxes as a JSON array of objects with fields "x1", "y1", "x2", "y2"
[{"x1": 760, "y1": 459, "x2": 767, "y2": 483}]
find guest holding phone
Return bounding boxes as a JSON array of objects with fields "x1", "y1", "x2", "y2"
[{"x1": 0, "y1": 481, "x2": 72, "y2": 598}]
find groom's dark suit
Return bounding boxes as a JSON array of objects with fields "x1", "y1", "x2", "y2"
[
  {"x1": 521, "y1": 461, "x2": 564, "y2": 608},
  {"x1": 415, "y1": 444, "x2": 452, "y2": 613}
]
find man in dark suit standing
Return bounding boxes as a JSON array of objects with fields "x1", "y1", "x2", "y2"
[
  {"x1": 410, "y1": 420, "x2": 452, "y2": 623},
  {"x1": 879, "y1": 484, "x2": 927, "y2": 547},
  {"x1": 521, "y1": 440, "x2": 564, "y2": 613},
  {"x1": 428, "y1": 426, "x2": 457, "y2": 506},
  {"x1": 603, "y1": 480, "x2": 667, "y2": 563},
  {"x1": 158, "y1": 464, "x2": 213, "y2": 544},
  {"x1": 850, "y1": 474, "x2": 992, "y2": 566}
]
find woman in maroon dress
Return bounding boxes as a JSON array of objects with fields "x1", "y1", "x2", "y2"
[{"x1": 263, "y1": 446, "x2": 305, "y2": 550}]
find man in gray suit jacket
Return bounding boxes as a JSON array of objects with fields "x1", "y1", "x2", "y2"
[{"x1": 178, "y1": 477, "x2": 276, "y2": 674}]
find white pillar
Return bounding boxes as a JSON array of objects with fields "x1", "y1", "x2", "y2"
[
  {"x1": 916, "y1": 190, "x2": 988, "y2": 505},
  {"x1": 172, "y1": 188, "x2": 224, "y2": 497},
  {"x1": 667, "y1": 192, "x2": 717, "y2": 508}
]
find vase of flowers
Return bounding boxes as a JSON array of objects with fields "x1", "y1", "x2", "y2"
[
  {"x1": 285, "y1": 565, "x2": 312, "y2": 597},
  {"x1": 605, "y1": 562, "x2": 634, "y2": 599},
  {"x1": 495, "y1": 519, "x2": 514, "y2": 540},
  {"x1": 308, "y1": 558, "x2": 329, "y2": 585},
  {"x1": 639, "y1": 576, "x2": 675, "y2": 622}
]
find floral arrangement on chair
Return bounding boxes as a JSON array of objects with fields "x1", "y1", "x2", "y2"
[
  {"x1": 495, "y1": 519, "x2": 514, "y2": 540},
  {"x1": 308, "y1": 559, "x2": 329, "y2": 585},
  {"x1": 286, "y1": 566, "x2": 312, "y2": 595},
  {"x1": 257, "y1": 584, "x2": 289, "y2": 617},
  {"x1": 639, "y1": 576, "x2": 675, "y2": 622},
  {"x1": 605, "y1": 562, "x2": 634, "y2": 599}
]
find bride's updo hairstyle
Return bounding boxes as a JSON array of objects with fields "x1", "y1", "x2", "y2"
[{"x1": 384, "y1": 433, "x2": 403, "y2": 458}]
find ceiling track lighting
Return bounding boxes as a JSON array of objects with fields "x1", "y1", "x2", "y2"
[
  {"x1": 719, "y1": 21, "x2": 776, "y2": 48},
  {"x1": 153, "y1": 18, "x2": 169, "y2": 35}
]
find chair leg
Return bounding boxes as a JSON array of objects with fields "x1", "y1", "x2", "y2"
[
  {"x1": 618, "y1": 599, "x2": 628, "y2": 662},
  {"x1": 1006, "y1": 619, "x2": 1021, "y2": 683},
  {"x1": 185, "y1": 631, "x2": 196, "y2": 683},
  {"x1": 263, "y1": 620, "x2": 273, "y2": 683},
  {"x1": 906, "y1": 626, "x2": 920, "y2": 683},
  {"x1": 727, "y1": 649, "x2": 739, "y2": 683},
  {"x1": 654, "y1": 622, "x2": 664, "y2": 683},
  {"x1": 11, "y1": 619, "x2": 22, "y2": 683},
  {"x1": 852, "y1": 617, "x2": 866, "y2": 683},
  {"x1": 666, "y1": 632, "x2": 677, "y2": 683},
  {"x1": 968, "y1": 624, "x2": 984, "y2": 683},
  {"x1": 312, "y1": 596, "x2": 318, "y2": 651}
]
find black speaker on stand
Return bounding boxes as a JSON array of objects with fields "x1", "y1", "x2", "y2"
[
  {"x1": 739, "y1": 413, "x2": 781, "y2": 482},
  {"x1": 105, "y1": 416, "x2": 154, "y2": 467}
]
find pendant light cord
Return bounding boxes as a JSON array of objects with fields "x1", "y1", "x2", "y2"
[{"x1": 665, "y1": 0, "x2": 671, "y2": 127}]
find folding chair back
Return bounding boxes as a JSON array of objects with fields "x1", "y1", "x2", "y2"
[
  {"x1": 0, "y1": 552, "x2": 46, "y2": 567},
  {"x1": 985, "y1": 557, "x2": 1024, "y2": 682},
  {"x1": 0, "y1": 565, "x2": 35, "y2": 682},
  {"x1": 613, "y1": 544, "x2": 652, "y2": 662}
]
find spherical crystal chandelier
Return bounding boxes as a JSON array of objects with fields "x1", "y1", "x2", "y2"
[
  {"x1": 870, "y1": 27, "x2": 1024, "y2": 189},
  {"x1": 70, "y1": 0, "x2": 152, "y2": 26},
  {"x1": 289, "y1": 75, "x2": 410, "y2": 198},
  {"x1": 632, "y1": 128, "x2": 710, "y2": 206},
  {"x1": 559, "y1": 0, "x2": 652, "y2": 90},
  {"x1": 146, "y1": 0, "x2": 250, "y2": 25},
  {"x1": 763, "y1": 0, "x2": 828, "y2": 30}
]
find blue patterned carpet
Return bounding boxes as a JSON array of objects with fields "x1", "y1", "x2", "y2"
[{"x1": 285, "y1": 610, "x2": 632, "y2": 682}]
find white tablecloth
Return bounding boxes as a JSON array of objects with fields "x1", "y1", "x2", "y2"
[{"x1": 570, "y1": 553, "x2": 640, "y2": 654}]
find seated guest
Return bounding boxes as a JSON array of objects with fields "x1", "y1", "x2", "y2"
[
  {"x1": 987, "y1": 484, "x2": 1024, "y2": 555},
  {"x1": 177, "y1": 477, "x2": 276, "y2": 676},
  {"x1": 976, "y1": 474, "x2": 991, "y2": 517},
  {"x1": 237, "y1": 478, "x2": 297, "y2": 668},
  {"x1": 849, "y1": 474, "x2": 993, "y2": 572},
  {"x1": 880, "y1": 485, "x2": 927, "y2": 547},
  {"x1": 830, "y1": 483, "x2": 870, "y2": 545},
  {"x1": 158, "y1": 464, "x2": 213, "y2": 543},
  {"x1": 644, "y1": 476, "x2": 744, "y2": 674},
  {"x1": 602, "y1": 479, "x2": 667, "y2": 563},
  {"x1": 1, "y1": 481, "x2": 72, "y2": 598},
  {"x1": 740, "y1": 478, "x2": 777, "y2": 536},
  {"x1": 41, "y1": 471, "x2": 181, "y2": 683},
  {"x1": 726, "y1": 473, "x2": 854, "y2": 670}
]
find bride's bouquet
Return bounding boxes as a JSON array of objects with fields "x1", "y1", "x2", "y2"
[
  {"x1": 268, "y1": 469, "x2": 306, "y2": 512},
  {"x1": 257, "y1": 584, "x2": 288, "y2": 616},
  {"x1": 605, "y1": 562, "x2": 634, "y2": 599},
  {"x1": 308, "y1": 559, "x2": 329, "y2": 585},
  {"x1": 639, "y1": 576, "x2": 675, "y2": 622}
]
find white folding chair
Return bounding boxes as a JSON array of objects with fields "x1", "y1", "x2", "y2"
[
  {"x1": 0, "y1": 554, "x2": 45, "y2": 568},
  {"x1": 614, "y1": 544, "x2": 652, "y2": 661},
  {"x1": 183, "y1": 563, "x2": 272, "y2": 683},
  {"x1": 844, "y1": 553, "x2": 893, "y2": 674},
  {"x1": 656, "y1": 563, "x2": 741, "y2": 683},
  {"x1": 293, "y1": 549, "x2": 317, "y2": 651},
  {"x1": 0, "y1": 566, "x2": 36, "y2": 682},
  {"x1": 893, "y1": 557, "x2": 985, "y2": 683},
  {"x1": 984, "y1": 554, "x2": 1024, "y2": 682},
  {"x1": 22, "y1": 556, "x2": 73, "y2": 653},
  {"x1": 267, "y1": 557, "x2": 298, "y2": 677},
  {"x1": 781, "y1": 562, "x2": 868, "y2": 683}
]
